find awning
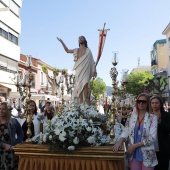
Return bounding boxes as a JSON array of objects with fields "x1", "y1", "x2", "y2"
[
  {"x1": 30, "y1": 94, "x2": 60, "y2": 101},
  {"x1": 0, "y1": 83, "x2": 17, "y2": 92},
  {"x1": 30, "y1": 88, "x2": 38, "y2": 94}
]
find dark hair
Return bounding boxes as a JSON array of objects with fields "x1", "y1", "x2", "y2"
[
  {"x1": 44, "y1": 101, "x2": 54, "y2": 120},
  {"x1": 0, "y1": 102, "x2": 11, "y2": 122},
  {"x1": 135, "y1": 93, "x2": 151, "y2": 114},
  {"x1": 27, "y1": 100, "x2": 37, "y2": 115},
  {"x1": 150, "y1": 96, "x2": 164, "y2": 113},
  {"x1": 79, "y1": 36, "x2": 88, "y2": 48},
  {"x1": 45, "y1": 101, "x2": 51, "y2": 106}
]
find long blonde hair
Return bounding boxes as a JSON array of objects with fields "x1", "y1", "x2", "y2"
[
  {"x1": 0, "y1": 102, "x2": 11, "y2": 123},
  {"x1": 135, "y1": 93, "x2": 151, "y2": 115}
]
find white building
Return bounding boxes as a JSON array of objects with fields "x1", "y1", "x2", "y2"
[{"x1": 0, "y1": 0, "x2": 22, "y2": 99}]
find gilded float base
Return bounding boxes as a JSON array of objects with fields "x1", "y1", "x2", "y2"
[{"x1": 14, "y1": 143, "x2": 125, "y2": 170}]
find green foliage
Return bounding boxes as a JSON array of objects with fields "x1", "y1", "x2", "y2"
[
  {"x1": 42, "y1": 64, "x2": 48, "y2": 74},
  {"x1": 53, "y1": 68, "x2": 60, "y2": 74},
  {"x1": 125, "y1": 70, "x2": 153, "y2": 97},
  {"x1": 62, "y1": 69, "x2": 68, "y2": 74},
  {"x1": 90, "y1": 77, "x2": 106, "y2": 99}
]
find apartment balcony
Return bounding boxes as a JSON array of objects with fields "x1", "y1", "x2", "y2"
[{"x1": 151, "y1": 59, "x2": 157, "y2": 67}]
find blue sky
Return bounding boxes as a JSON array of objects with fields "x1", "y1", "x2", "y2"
[{"x1": 20, "y1": 0, "x2": 170, "y2": 86}]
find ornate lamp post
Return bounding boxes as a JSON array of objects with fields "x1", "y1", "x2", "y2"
[
  {"x1": 109, "y1": 52, "x2": 119, "y2": 144},
  {"x1": 9, "y1": 55, "x2": 34, "y2": 141},
  {"x1": 109, "y1": 53, "x2": 133, "y2": 144}
]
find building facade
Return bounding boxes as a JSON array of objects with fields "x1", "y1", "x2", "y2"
[
  {"x1": 162, "y1": 23, "x2": 170, "y2": 98},
  {"x1": 0, "y1": 0, "x2": 22, "y2": 99},
  {"x1": 150, "y1": 39, "x2": 169, "y2": 100},
  {"x1": 150, "y1": 39, "x2": 168, "y2": 75}
]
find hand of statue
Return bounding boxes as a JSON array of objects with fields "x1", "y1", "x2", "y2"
[{"x1": 57, "y1": 37, "x2": 63, "y2": 43}]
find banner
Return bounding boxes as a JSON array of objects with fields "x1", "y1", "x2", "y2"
[{"x1": 96, "y1": 25, "x2": 109, "y2": 66}]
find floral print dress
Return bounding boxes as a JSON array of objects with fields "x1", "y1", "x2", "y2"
[
  {"x1": 120, "y1": 112, "x2": 158, "y2": 167},
  {"x1": 0, "y1": 123, "x2": 18, "y2": 170}
]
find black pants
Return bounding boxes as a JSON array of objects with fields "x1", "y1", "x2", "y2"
[{"x1": 155, "y1": 152, "x2": 170, "y2": 170}]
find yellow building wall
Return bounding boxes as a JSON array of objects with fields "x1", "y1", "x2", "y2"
[{"x1": 156, "y1": 43, "x2": 168, "y2": 71}]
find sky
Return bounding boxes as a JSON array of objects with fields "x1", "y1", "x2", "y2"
[{"x1": 20, "y1": 0, "x2": 170, "y2": 86}]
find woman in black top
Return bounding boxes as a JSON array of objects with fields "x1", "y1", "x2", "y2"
[
  {"x1": 44, "y1": 101, "x2": 55, "y2": 121},
  {"x1": 150, "y1": 96, "x2": 170, "y2": 170},
  {"x1": 120, "y1": 106, "x2": 128, "y2": 126}
]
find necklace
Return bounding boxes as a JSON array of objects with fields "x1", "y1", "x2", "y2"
[{"x1": 137, "y1": 115, "x2": 145, "y2": 135}]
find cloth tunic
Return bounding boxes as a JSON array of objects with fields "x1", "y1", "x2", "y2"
[{"x1": 72, "y1": 48, "x2": 95, "y2": 102}]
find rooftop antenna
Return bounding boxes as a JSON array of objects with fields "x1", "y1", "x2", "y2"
[{"x1": 138, "y1": 57, "x2": 140, "y2": 66}]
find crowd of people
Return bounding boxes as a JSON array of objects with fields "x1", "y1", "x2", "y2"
[
  {"x1": 0, "y1": 98, "x2": 56, "y2": 169},
  {"x1": 1, "y1": 93, "x2": 170, "y2": 169},
  {"x1": 113, "y1": 93, "x2": 170, "y2": 170}
]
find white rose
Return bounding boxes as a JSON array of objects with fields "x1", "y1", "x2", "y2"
[
  {"x1": 89, "y1": 119, "x2": 93, "y2": 124},
  {"x1": 67, "y1": 146, "x2": 75, "y2": 151},
  {"x1": 61, "y1": 131, "x2": 66, "y2": 137},
  {"x1": 55, "y1": 128, "x2": 60, "y2": 135},
  {"x1": 59, "y1": 134, "x2": 66, "y2": 142},
  {"x1": 73, "y1": 137, "x2": 79, "y2": 144},
  {"x1": 86, "y1": 126, "x2": 92, "y2": 132},
  {"x1": 87, "y1": 136, "x2": 95, "y2": 144},
  {"x1": 43, "y1": 134, "x2": 47, "y2": 142},
  {"x1": 49, "y1": 135, "x2": 52, "y2": 140}
]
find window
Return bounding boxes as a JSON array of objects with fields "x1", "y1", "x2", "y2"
[
  {"x1": 150, "y1": 51, "x2": 154, "y2": 60},
  {"x1": 153, "y1": 50, "x2": 157, "y2": 61},
  {"x1": 31, "y1": 74, "x2": 35, "y2": 88},
  {"x1": 2, "y1": 29, "x2": 8, "y2": 39},
  {"x1": 168, "y1": 37, "x2": 170, "y2": 48},
  {"x1": 9, "y1": 32, "x2": 12, "y2": 41},
  {"x1": 0, "y1": 26, "x2": 18, "y2": 45},
  {"x1": 41, "y1": 72, "x2": 44, "y2": 85},
  {"x1": 12, "y1": 35, "x2": 18, "y2": 44},
  {"x1": 18, "y1": 70, "x2": 24, "y2": 80},
  {"x1": 8, "y1": 32, "x2": 18, "y2": 44}
]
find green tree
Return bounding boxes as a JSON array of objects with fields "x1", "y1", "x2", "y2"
[
  {"x1": 90, "y1": 77, "x2": 106, "y2": 99},
  {"x1": 125, "y1": 70, "x2": 153, "y2": 96}
]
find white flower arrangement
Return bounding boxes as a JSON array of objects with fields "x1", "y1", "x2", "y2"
[
  {"x1": 105, "y1": 118, "x2": 125, "y2": 143},
  {"x1": 32, "y1": 103, "x2": 109, "y2": 152}
]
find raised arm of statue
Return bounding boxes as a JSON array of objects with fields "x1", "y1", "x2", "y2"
[{"x1": 57, "y1": 37, "x2": 74, "y2": 54}]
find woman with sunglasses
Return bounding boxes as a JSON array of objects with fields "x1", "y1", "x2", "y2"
[
  {"x1": 150, "y1": 96, "x2": 170, "y2": 170},
  {"x1": 113, "y1": 93, "x2": 158, "y2": 170}
]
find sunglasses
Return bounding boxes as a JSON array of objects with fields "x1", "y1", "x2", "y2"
[{"x1": 136, "y1": 100, "x2": 147, "y2": 104}]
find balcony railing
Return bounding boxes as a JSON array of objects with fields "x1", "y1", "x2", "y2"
[{"x1": 151, "y1": 59, "x2": 157, "y2": 66}]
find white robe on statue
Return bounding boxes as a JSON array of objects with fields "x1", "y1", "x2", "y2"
[{"x1": 72, "y1": 48, "x2": 95, "y2": 103}]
